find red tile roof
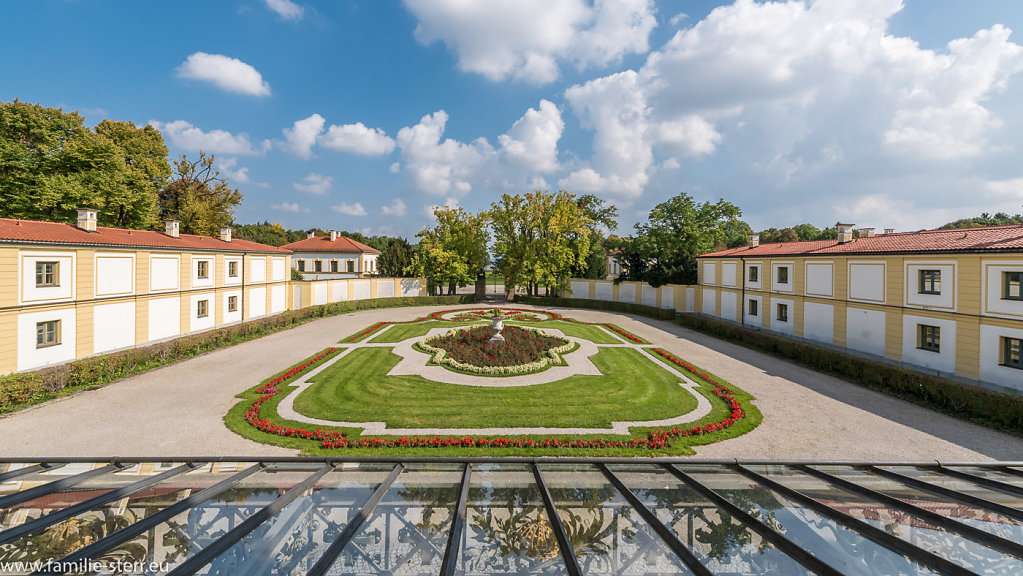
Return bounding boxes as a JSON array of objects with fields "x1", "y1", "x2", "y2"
[
  {"x1": 700, "y1": 225, "x2": 1023, "y2": 258},
  {"x1": 0, "y1": 218, "x2": 291, "y2": 253},
  {"x1": 281, "y1": 235, "x2": 381, "y2": 254}
]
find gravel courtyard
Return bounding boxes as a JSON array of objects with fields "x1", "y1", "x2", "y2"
[{"x1": 2, "y1": 303, "x2": 1021, "y2": 460}]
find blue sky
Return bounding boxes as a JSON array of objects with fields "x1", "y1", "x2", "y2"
[{"x1": 3, "y1": 0, "x2": 1023, "y2": 238}]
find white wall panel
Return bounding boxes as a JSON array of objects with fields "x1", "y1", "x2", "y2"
[
  {"x1": 333, "y1": 282, "x2": 349, "y2": 302},
  {"x1": 906, "y1": 262, "x2": 956, "y2": 310},
  {"x1": 95, "y1": 255, "x2": 134, "y2": 296},
  {"x1": 21, "y1": 252, "x2": 74, "y2": 303},
  {"x1": 270, "y1": 285, "x2": 286, "y2": 313},
  {"x1": 720, "y1": 291, "x2": 737, "y2": 322},
  {"x1": 377, "y1": 280, "x2": 395, "y2": 298},
  {"x1": 771, "y1": 298, "x2": 795, "y2": 336},
  {"x1": 570, "y1": 281, "x2": 590, "y2": 299},
  {"x1": 147, "y1": 297, "x2": 180, "y2": 342},
  {"x1": 150, "y1": 256, "x2": 179, "y2": 292},
  {"x1": 619, "y1": 283, "x2": 636, "y2": 304},
  {"x1": 595, "y1": 282, "x2": 613, "y2": 301},
  {"x1": 685, "y1": 287, "x2": 695, "y2": 313},
  {"x1": 660, "y1": 286, "x2": 674, "y2": 309},
  {"x1": 721, "y1": 262, "x2": 737, "y2": 287},
  {"x1": 703, "y1": 261, "x2": 716, "y2": 285},
  {"x1": 93, "y1": 302, "x2": 135, "y2": 353},
  {"x1": 249, "y1": 287, "x2": 266, "y2": 318},
  {"x1": 846, "y1": 307, "x2": 886, "y2": 357},
  {"x1": 980, "y1": 324, "x2": 1023, "y2": 391},
  {"x1": 250, "y1": 257, "x2": 266, "y2": 282},
  {"x1": 189, "y1": 294, "x2": 215, "y2": 332},
  {"x1": 272, "y1": 257, "x2": 286, "y2": 281},
  {"x1": 803, "y1": 302, "x2": 834, "y2": 344},
  {"x1": 352, "y1": 280, "x2": 371, "y2": 300},
  {"x1": 642, "y1": 285, "x2": 657, "y2": 307},
  {"x1": 223, "y1": 290, "x2": 242, "y2": 324},
  {"x1": 849, "y1": 262, "x2": 886, "y2": 303},
  {"x1": 401, "y1": 279, "x2": 420, "y2": 297},
  {"x1": 745, "y1": 295, "x2": 763, "y2": 328},
  {"x1": 191, "y1": 256, "x2": 214, "y2": 289},
  {"x1": 902, "y1": 314, "x2": 956, "y2": 375},
  {"x1": 805, "y1": 262, "x2": 834, "y2": 297},
  {"x1": 983, "y1": 262, "x2": 1023, "y2": 318},
  {"x1": 702, "y1": 288, "x2": 716, "y2": 315},
  {"x1": 313, "y1": 283, "x2": 328, "y2": 305},
  {"x1": 18, "y1": 308, "x2": 76, "y2": 371},
  {"x1": 224, "y1": 257, "x2": 242, "y2": 286}
]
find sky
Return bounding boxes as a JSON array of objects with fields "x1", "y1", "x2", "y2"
[{"x1": 3, "y1": 0, "x2": 1023, "y2": 239}]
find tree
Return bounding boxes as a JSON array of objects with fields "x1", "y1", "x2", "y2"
[
  {"x1": 721, "y1": 220, "x2": 754, "y2": 249},
  {"x1": 378, "y1": 237, "x2": 414, "y2": 277},
  {"x1": 571, "y1": 195, "x2": 618, "y2": 279},
  {"x1": 158, "y1": 152, "x2": 242, "y2": 236},
  {"x1": 632, "y1": 193, "x2": 742, "y2": 285},
  {"x1": 940, "y1": 213, "x2": 1023, "y2": 229},
  {"x1": 0, "y1": 100, "x2": 169, "y2": 228},
  {"x1": 406, "y1": 207, "x2": 489, "y2": 294}
]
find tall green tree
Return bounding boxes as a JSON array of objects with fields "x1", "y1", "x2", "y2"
[
  {"x1": 158, "y1": 152, "x2": 242, "y2": 236},
  {"x1": 633, "y1": 192, "x2": 742, "y2": 285},
  {"x1": 571, "y1": 194, "x2": 618, "y2": 279},
  {"x1": 0, "y1": 100, "x2": 169, "y2": 228},
  {"x1": 406, "y1": 207, "x2": 489, "y2": 294},
  {"x1": 378, "y1": 237, "x2": 414, "y2": 277}
]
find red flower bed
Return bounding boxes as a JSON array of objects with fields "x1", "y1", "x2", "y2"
[
  {"x1": 343, "y1": 322, "x2": 388, "y2": 342},
  {"x1": 601, "y1": 324, "x2": 647, "y2": 343},
  {"x1": 428, "y1": 325, "x2": 568, "y2": 368}
]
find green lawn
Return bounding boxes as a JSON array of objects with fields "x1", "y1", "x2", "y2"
[
  {"x1": 509, "y1": 320, "x2": 621, "y2": 344},
  {"x1": 292, "y1": 347, "x2": 698, "y2": 428}
]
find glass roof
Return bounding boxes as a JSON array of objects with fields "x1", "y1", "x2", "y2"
[{"x1": 1, "y1": 459, "x2": 1021, "y2": 575}]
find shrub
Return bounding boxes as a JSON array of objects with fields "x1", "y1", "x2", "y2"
[{"x1": 516, "y1": 296, "x2": 675, "y2": 320}]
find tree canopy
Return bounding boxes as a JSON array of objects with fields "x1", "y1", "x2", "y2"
[
  {"x1": 939, "y1": 212, "x2": 1023, "y2": 229},
  {"x1": 158, "y1": 152, "x2": 243, "y2": 236},
  {"x1": 406, "y1": 206, "x2": 489, "y2": 293}
]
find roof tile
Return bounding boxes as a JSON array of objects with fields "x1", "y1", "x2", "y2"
[{"x1": 281, "y1": 235, "x2": 381, "y2": 254}]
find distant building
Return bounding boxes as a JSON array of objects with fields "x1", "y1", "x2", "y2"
[
  {"x1": 0, "y1": 210, "x2": 290, "y2": 374},
  {"x1": 282, "y1": 231, "x2": 380, "y2": 279},
  {"x1": 606, "y1": 250, "x2": 622, "y2": 280},
  {"x1": 697, "y1": 224, "x2": 1023, "y2": 392}
]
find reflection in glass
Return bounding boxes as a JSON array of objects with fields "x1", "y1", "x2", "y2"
[
  {"x1": 610, "y1": 463, "x2": 808, "y2": 574},
  {"x1": 456, "y1": 463, "x2": 569, "y2": 574},
  {"x1": 541, "y1": 463, "x2": 694, "y2": 575}
]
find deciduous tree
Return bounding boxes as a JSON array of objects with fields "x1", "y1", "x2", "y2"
[{"x1": 159, "y1": 152, "x2": 242, "y2": 236}]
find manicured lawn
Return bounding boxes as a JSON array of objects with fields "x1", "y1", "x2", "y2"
[
  {"x1": 292, "y1": 347, "x2": 699, "y2": 428},
  {"x1": 368, "y1": 320, "x2": 483, "y2": 343},
  {"x1": 509, "y1": 320, "x2": 621, "y2": 344}
]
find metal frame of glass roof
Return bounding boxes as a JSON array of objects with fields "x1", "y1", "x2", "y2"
[{"x1": 2, "y1": 457, "x2": 1022, "y2": 575}]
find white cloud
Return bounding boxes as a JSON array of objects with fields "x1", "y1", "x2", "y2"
[
  {"x1": 319, "y1": 122, "x2": 396, "y2": 155},
  {"x1": 404, "y1": 0, "x2": 655, "y2": 84},
  {"x1": 396, "y1": 110, "x2": 492, "y2": 196},
  {"x1": 423, "y1": 197, "x2": 460, "y2": 220},
  {"x1": 332, "y1": 202, "x2": 368, "y2": 216},
  {"x1": 655, "y1": 115, "x2": 722, "y2": 156},
  {"x1": 283, "y1": 114, "x2": 325, "y2": 159},
  {"x1": 389, "y1": 162, "x2": 401, "y2": 173},
  {"x1": 265, "y1": 0, "x2": 303, "y2": 20},
  {"x1": 218, "y1": 157, "x2": 250, "y2": 183},
  {"x1": 986, "y1": 178, "x2": 1023, "y2": 200},
  {"x1": 381, "y1": 198, "x2": 408, "y2": 217},
  {"x1": 294, "y1": 173, "x2": 332, "y2": 195},
  {"x1": 176, "y1": 52, "x2": 271, "y2": 97},
  {"x1": 149, "y1": 120, "x2": 271, "y2": 155},
  {"x1": 498, "y1": 99, "x2": 563, "y2": 172},
  {"x1": 272, "y1": 201, "x2": 306, "y2": 213}
]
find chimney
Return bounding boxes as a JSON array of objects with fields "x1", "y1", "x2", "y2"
[
  {"x1": 884, "y1": 228, "x2": 895, "y2": 235},
  {"x1": 837, "y1": 223, "x2": 855, "y2": 244},
  {"x1": 330, "y1": 230, "x2": 339, "y2": 242},
  {"x1": 76, "y1": 208, "x2": 98, "y2": 232},
  {"x1": 859, "y1": 227, "x2": 875, "y2": 238},
  {"x1": 165, "y1": 220, "x2": 180, "y2": 239},
  {"x1": 220, "y1": 227, "x2": 232, "y2": 242},
  {"x1": 749, "y1": 234, "x2": 760, "y2": 248},
  {"x1": 307, "y1": 230, "x2": 315, "y2": 239}
]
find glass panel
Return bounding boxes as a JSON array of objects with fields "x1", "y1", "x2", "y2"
[
  {"x1": 681, "y1": 464, "x2": 939, "y2": 576},
  {"x1": 752, "y1": 465, "x2": 1023, "y2": 574},
  {"x1": 808, "y1": 466, "x2": 1023, "y2": 545},
  {"x1": 610, "y1": 463, "x2": 808, "y2": 575},
  {"x1": 456, "y1": 463, "x2": 570, "y2": 575},
  {"x1": 197, "y1": 462, "x2": 397, "y2": 576},
  {"x1": 326, "y1": 463, "x2": 462, "y2": 576},
  {"x1": 541, "y1": 463, "x2": 695, "y2": 575},
  {"x1": 878, "y1": 466, "x2": 1023, "y2": 511},
  {"x1": 943, "y1": 466, "x2": 1023, "y2": 488}
]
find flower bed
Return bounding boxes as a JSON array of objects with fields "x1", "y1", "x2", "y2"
[{"x1": 419, "y1": 325, "x2": 574, "y2": 375}]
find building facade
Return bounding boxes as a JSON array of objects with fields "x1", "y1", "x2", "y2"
[
  {"x1": 282, "y1": 231, "x2": 380, "y2": 280},
  {"x1": 697, "y1": 224, "x2": 1023, "y2": 392},
  {"x1": 0, "y1": 211, "x2": 290, "y2": 374}
]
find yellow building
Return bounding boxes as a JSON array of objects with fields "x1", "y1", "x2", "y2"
[
  {"x1": 0, "y1": 210, "x2": 291, "y2": 374},
  {"x1": 282, "y1": 231, "x2": 380, "y2": 279},
  {"x1": 697, "y1": 224, "x2": 1023, "y2": 392}
]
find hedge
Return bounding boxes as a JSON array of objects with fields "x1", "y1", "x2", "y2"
[
  {"x1": 515, "y1": 296, "x2": 676, "y2": 321},
  {"x1": 0, "y1": 294, "x2": 476, "y2": 415},
  {"x1": 675, "y1": 313, "x2": 1023, "y2": 436}
]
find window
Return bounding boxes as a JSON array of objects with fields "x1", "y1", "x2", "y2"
[
  {"x1": 1003, "y1": 337, "x2": 1023, "y2": 369},
  {"x1": 919, "y1": 269, "x2": 941, "y2": 294},
  {"x1": 748, "y1": 299, "x2": 758, "y2": 316},
  {"x1": 35, "y1": 261, "x2": 60, "y2": 287},
  {"x1": 314, "y1": 260, "x2": 323, "y2": 272},
  {"x1": 748, "y1": 266, "x2": 759, "y2": 283},
  {"x1": 777, "y1": 303, "x2": 788, "y2": 323},
  {"x1": 228, "y1": 295, "x2": 238, "y2": 313},
  {"x1": 36, "y1": 320, "x2": 60, "y2": 348},
  {"x1": 297, "y1": 260, "x2": 306, "y2": 272},
  {"x1": 197, "y1": 299, "x2": 209, "y2": 318},
  {"x1": 918, "y1": 325, "x2": 940, "y2": 352},
  {"x1": 330, "y1": 260, "x2": 339, "y2": 273},
  {"x1": 346, "y1": 260, "x2": 354, "y2": 273},
  {"x1": 777, "y1": 266, "x2": 790, "y2": 285},
  {"x1": 196, "y1": 260, "x2": 209, "y2": 279},
  {"x1": 228, "y1": 261, "x2": 239, "y2": 278},
  {"x1": 1005, "y1": 271, "x2": 1023, "y2": 301}
]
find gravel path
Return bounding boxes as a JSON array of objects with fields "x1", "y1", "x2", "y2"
[{"x1": 2, "y1": 302, "x2": 1021, "y2": 460}]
